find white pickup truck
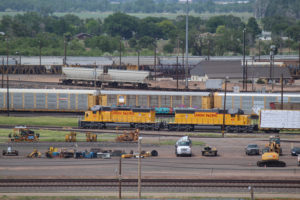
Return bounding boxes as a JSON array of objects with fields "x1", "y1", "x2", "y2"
[{"x1": 175, "y1": 136, "x2": 192, "y2": 157}]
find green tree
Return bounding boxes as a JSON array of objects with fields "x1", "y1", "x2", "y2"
[
  {"x1": 103, "y1": 12, "x2": 138, "y2": 39},
  {"x1": 246, "y1": 17, "x2": 261, "y2": 46}
]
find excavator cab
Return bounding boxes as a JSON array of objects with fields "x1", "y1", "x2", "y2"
[{"x1": 257, "y1": 135, "x2": 285, "y2": 167}]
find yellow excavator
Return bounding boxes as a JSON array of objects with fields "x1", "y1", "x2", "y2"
[
  {"x1": 27, "y1": 149, "x2": 42, "y2": 158},
  {"x1": 65, "y1": 132, "x2": 76, "y2": 142},
  {"x1": 86, "y1": 132, "x2": 97, "y2": 142},
  {"x1": 257, "y1": 136, "x2": 286, "y2": 167}
]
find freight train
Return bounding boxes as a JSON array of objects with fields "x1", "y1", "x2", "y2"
[
  {"x1": 1, "y1": 89, "x2": 300, "y2": 115},
  {"x1": 79, "y1": 105, "x2": 257, "y2": 132}
]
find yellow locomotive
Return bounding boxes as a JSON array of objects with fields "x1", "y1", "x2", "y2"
[
  {"x1": 79, "y1": 106, "x2": 256, "y2": 132},
  {"x1": 79, "y1": 105, "x2": 161, "y2": 130},
  {"x1": 168, "y1": 108, "x2": 255, "y2": 132}
]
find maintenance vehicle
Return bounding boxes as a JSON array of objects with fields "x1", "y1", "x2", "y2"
[
  {"x1": 2, "y1": 146, "x2": 18, "y2": 156},
  {"x1": 175, "y1": 136, "x2": 192, "y2": 157},
  {"x1": 201, "y1": 146, "x2": 218, "y2": 156}
]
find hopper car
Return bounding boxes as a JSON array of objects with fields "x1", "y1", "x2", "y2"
[{"x1": 61, "y1": 67, "x2": 150, "y2": 89}]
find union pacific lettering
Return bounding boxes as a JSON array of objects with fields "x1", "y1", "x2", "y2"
[
  {"x1": 195, "y1": 113, "x2": 218, "y2": 117},
  {"x1": 111, "y1": 111, "x2": 134, "y2": 115}
]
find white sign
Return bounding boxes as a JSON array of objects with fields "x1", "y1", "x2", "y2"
[{"x1": 260, "y1": 110, "x2": 300, "y2": 129}]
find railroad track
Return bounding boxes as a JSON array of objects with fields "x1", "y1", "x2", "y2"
[
  {"x1": 0, "y1": 178, "x2": 299, "y2": 188},
  {"x1": 0, "y1": 124, "x2": 298, "y2": 138}
]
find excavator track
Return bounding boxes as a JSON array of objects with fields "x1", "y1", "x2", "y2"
[{"x1": 257, "y1": 160, "x2": 286, "y2": 167}]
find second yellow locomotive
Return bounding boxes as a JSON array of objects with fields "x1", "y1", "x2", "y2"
[{"x1": 168, "y1": 108, "x2": 255, "y2": 132}]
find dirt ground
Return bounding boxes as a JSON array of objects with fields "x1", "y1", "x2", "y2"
[
  {"x1": 5, "y1": 74, "x2": 300, "y2": 92},
  {"x1": 1, "y1": 135, "x2": 300, "y2": 179}
]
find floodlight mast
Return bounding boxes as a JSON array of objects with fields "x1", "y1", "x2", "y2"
[
  {"x1": 185, "y1": 0, "x2": 189, "y2": 89},
  {"x1": 179, "y1": 0, "x2": 190, "y2": 89}
]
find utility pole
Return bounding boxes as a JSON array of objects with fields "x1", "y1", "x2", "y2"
[
  {"x1": 281, "y1": 74, "x2": 283, "y2": 110},
  {"x1": 138, "y1": 137, "x2": 142, "y2": 199},
  {"x1": 222, "y1": 76, "x2": 228, "y2": 138},
  {"x1": 94, "y1": 63, "x2": 97, "y2": 89},
  {"x1": 245, "y1": 60, "x2": 248, "y2": 91},
  {"x1": 185, "y1": 0, "x2": 189, "y2": 89},
  {"x1": 154, "y1": 41, "x2": 157, "y2": 81},
  {"x1": 39, "y1": 40, "x2": 42, "y2": 68},
  {"x1": 2, "y1": 57, "x2": 4, "y2": 88},
  {"x1": 208, "y1": 38, "x2": 210, "y2": 61},
  {"x1": 258, "y1": 39, "x2": 261, "y2": 61},
  {"x1": 137, "y1": 50, "x2": 140, "y2": 70},
  {"x1": 64, "y1": 37, "x2": 67, "y2": 65},
  {"x1": 176, "y1": 56, "x2": 179, "y2": 91},
  {"x1": 118, "y1": 157, "x2": 122, "y2": 199},
  {"x1": 270, "y1": 45, "x2": 276, "y2": 91},
  {"x1": 119, "y1": 39, "x2": 122, "y2": 68},
  {"x1": 6, "y1": 37, "x2": 9, "y2": 117},
  {"x1": 243, "y1": 28, "x2": 246, "y2": 90}
]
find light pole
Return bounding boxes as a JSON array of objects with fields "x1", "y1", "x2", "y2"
[
  {"x1": 6, "y1": 36, "x2": 9, "y2": 117},
  {"x1": 15, "y1": 51, "x2": 19, "y2": 74},
  {"x1": 154, "y1": 39, "x2": 157, "y2": 81},
  {"x1": 138, "y1": 136, "x2": 142, "y2": 199},
  {"x1": 39, "y1": 40, "x2": 42, "y2": 68},
  {"x1": 119, "y1": 38, "x2": 122, "y2": 68},
  {"x1": 243, "y1": 28, "x2": 246, "y2": 90},
  {"x1": 0, "y1": 32, "x2": 4, "y2": 88},
  {"x1": 185, "y1": 0, "x2": 189, "y2": 89},
  {"x1": 222, "y1": 76, "x2": 229, "y2": 138},
  {"x1": 64, "y1": 36, "x2": 67, "y2": 65},
  {"x1": 270, "y1": 45, "x2": 276, "y2": 90}
]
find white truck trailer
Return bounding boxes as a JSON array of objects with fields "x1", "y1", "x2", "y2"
[{"x1": 260, "y1": 109, "x2": 300, "y2": 130}]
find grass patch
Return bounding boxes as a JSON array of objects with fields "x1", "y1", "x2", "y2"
[
  {"x1": 0, "y1": 116, "x2": 78, "y2": 127},
  {"x1": 0, "y1": 129, "x2": 86, "y2": 143}
]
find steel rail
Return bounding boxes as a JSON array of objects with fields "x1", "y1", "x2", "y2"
[
  {"x1": 0, "y1": 125, "x2": 299, "y2": 137},
  {"x1": 0, "y1": 179, "x2": 300, "y2": 188}
]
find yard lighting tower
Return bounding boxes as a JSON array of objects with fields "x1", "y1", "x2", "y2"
[{"x1": 180, "y1": 0, "x2": 191, "y2": 89}]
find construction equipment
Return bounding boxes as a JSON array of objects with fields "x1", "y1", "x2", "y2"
[
  {"x1": 2, "y1": 146, "x2": 18, "y2": 156},
  {"x1": 45, "y1": 147, "x2": 60, "y2": 158},
  {"x1": 8, "y1": 126, "x2": 39, "y2": 142},
  {"x1": 266, "y1": 135, "x2": 282, "y2": 155},
  {"x1": 60, "y1": 148, "x2": 75, "y2": 158},
  {"x1": 86, "y1": 132, "x2": 97, "y2": 142},
  {"x1": 201, "y1": 146, "x2": 218, "y2": 156},
  {"x1": 257, "y1": 136, "x2": 286, "y2": 167},
  {"x1": 115, "y1": 129, "x2": 139, "y2": 142},
  {"x1": 27, "y1": 149, "x2": 42, "y2": 158},
  {"x1": 65, "y1": 132, "x2": 76, "y2": 142}
]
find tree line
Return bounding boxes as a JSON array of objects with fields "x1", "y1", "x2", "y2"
[
  {"x1": 0, "y1": 11, "x2": 299, "y2": 57},
  {"x1": 0, "y1": 0, "x2": 253, "y2": 14}
]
